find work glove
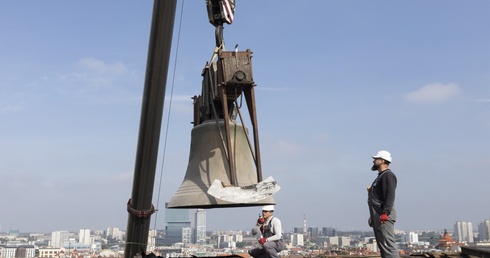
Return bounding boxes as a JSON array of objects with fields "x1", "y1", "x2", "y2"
[
  {"x1": 257, "y1": 217, "x2": 265, "y2": 225},
  {"x1": 258, "y1": 238, "x2": 267, "y2": 245},
  {"x1": 380, "y1": 213, "x2": 389, "y2": 224}
]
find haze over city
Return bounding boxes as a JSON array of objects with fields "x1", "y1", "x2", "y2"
[{"x1": 1, "y1": 1, "x2": 489, "y2": 234}]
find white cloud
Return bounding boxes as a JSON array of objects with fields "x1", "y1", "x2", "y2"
[
  {"x1": 471, "y1": 98, "x2": 490, "y2": 103},
  {"x1": 405, "y1": 83, "x2": 461, "y2": 103},
  {"x1": 116, "y1": 172, "x2": 133, "y2": 182},
  {"x1": 0, "y1": 105, "x2": 22, "y2": 114},
  {"x1": 77, "y1": 57, "x2": 129, "y2": 76},
  {"x1": 40, "y1": 57, "x2": 141, "y2": 103}
]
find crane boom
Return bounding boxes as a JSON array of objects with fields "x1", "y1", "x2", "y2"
[{"x1": 124, "y1": 1, "x2": 176, "y2": 258}]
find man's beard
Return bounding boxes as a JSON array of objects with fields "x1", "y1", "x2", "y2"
[{"x1": 371, "y1": 164, "x2": 379, "y2": 171}]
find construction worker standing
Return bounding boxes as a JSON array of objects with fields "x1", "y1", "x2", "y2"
[{"x1": 367, "y1": 150, "x2": 400, "y2": 258}]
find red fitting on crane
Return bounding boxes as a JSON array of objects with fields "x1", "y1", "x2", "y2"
[{"x1": 127, "y1": 199, "x2": 156, "y2": 218}]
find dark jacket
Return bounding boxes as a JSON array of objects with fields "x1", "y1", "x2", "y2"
[{"x1": 368, "y1": 169, "x2": 397, "y2": 227}]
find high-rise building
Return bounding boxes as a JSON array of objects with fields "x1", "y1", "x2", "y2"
[
  {"x1": 339, "y1": 236, "x2": 351, "y2": 247},
  {"x1": 51, "y1": 231, "x2": 69, "y2": 247},
  {"x1": 164, "y1": 202, "x2": 191, "y2": 245},
  {"x1": 106, "y1": 227, "x2": 122, "y2": 241},
  {"x1": 454, "y1": 221, "x2": 474, "y2": 243},
  {"x1": 217, "y1": 233, "x2": 242, "y2": 248},
  {"x1": 321, "y1": 227, "x2": 335, "y2": 237},
  {"x1": 308, "y1": 227, "x2": 319, "y2": 237},
  {"x1": 290, "y1": 233, "x2": 304, "y2": 246},
  {"x1": 328, "y1": 236, "x2": 339, "y2": 246},
  {"x1": 148, "y1": 229, "x2": 157, "y2": 252},
  {"x1": 478, "y1": 219, "x2": 490, "y2": 242},
  {"x1": 195, "y1": 209, "x2": 206, "y2": 245},
  {"x1": 182, "y1": 227, "x2": 192, "y2": 245},
  {"x1": 79, "y1": 229, "x2": 91, "y2": 244},
  {"x1": 409, "y1": 232, "x2": 419, "y2": 243},
  {"x1": 293, "y1": 227, "x2": 303, "y2": 234}
]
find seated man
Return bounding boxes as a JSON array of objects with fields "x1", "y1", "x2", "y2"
[{"x1": 249, "y1": 205, "x2": 285, "y2": 258}]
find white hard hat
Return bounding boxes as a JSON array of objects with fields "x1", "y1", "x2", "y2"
[
  {"x1": 262, "y1": 205, "x2": 275, "y2": 211},
  {"x1": 372, "y1": 150, "x2": 392, "y2": 163}
]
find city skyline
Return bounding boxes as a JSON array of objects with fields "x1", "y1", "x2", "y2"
[
  {"x1": 2, "y1": 217, "x2": 490, "y2": 235},
  {"x1": 3, "y1": 212, "x2": 490, "y2": 258},
  {"x1": 3, "y1": 219, "x2": 490, "y2": 245},
  {"x1": 2, "y1": 226, "x2": 488, "y2": 258},
  {"x1": 2, "y1": 223, "x2": 488, "y2": 240}
]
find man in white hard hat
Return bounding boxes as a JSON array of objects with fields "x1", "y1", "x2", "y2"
[
  {"x1": 248, "y1": 205, "x2": 285, "y2": 258},
  {"x1": 367, "y1": 150, "x2": 399, "y2": 258}
]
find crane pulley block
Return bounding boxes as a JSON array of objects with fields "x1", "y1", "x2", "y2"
[
  {"x1": 217, "y1": 49, "x2": 255, "y2": 100},
  {"x1": 206, "y1": 0, "x2": 235, "y2": 26}
]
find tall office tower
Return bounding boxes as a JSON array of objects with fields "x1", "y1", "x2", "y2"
[
  {"x1": 195, "y1": 209, "x2": 206, "y2": 245},
  {"x1": 293, "y1": 227, "x2": 303, "y2": 234},
  {"x1": 409, "y1": 232, "x2": 419, "y2": 243},
  {"x1": 478, "y1": 219, "x2": 490, "y2": 242},
  {"x1": 51, "y1": 231, "x2": 69, "y2": 247},
  {"x1": 290, "y1": 233, "x2": 304, "y2": 246},
  {"x1": 79, "y1": 229, "x2": 91, "y2": 244},
  {"x1": 106, "y1": 227, "x2": 122, "y2": 241},
  {"x1": 322, "y1": 227, "x2": 335, "y2": 237},
  {"x1": 182, "y1": 227, "x2": 193, "y2": 245},
  {"x1": 234, "y1": 234, "x2": 243, "y2": 242},
  {"x1": 164, "y1": 202, "x2": 191, "y2": 245},
  {"x1": 454, "y1": 221, "x2": 474, "y2": 243},
  {"x1": 148, "y1": 230, "x2": 157, "y2": 252},
  {"x1": 308, "y1": 227, "x2": 319, "y2": 237}
]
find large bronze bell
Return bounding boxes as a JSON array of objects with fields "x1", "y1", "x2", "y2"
[
  {"x1": 168, "y1": 48, "x2": 280, "y2": 208},
  {"x1": 167, "y1": 119, "x2": 275, "y2": 208}
]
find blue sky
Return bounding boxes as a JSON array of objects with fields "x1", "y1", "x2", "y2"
[{"x1": 1, "y1": 1, "x2": 490, "y2": 234}]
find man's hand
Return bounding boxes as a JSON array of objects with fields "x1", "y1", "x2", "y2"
[
  {"x1": 380, "y1": 213, "x2": 389, "y2": 224},
  {"x1": 257, "y1": 217, "x2": 265, "y2": 225},
  {"x1": 258, "y1": 238, "x2": 267, "y2": 245}
]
